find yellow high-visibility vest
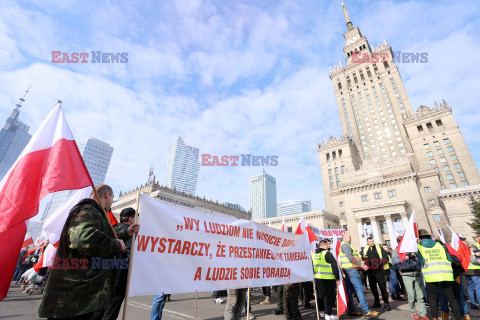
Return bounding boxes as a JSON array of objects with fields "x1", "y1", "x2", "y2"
[
  {"x1": 312, "y1": 250, "x2": 335, "y2": 280},
  {"x1": 417, "y1": 242, "x2": 453, "y2": 283},
  {"x1": 339, "y1": 241, "x2": 361, "y2": 269},
  {"x1": 468, "y1": 257, "x2": 480, "y2": 270},
  {"x1": 362, "y1": 244, "x2": 390, "y2": 270}
]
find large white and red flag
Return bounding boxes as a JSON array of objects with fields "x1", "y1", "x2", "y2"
[
  {"x1": 447, "y1": 225, "x2": 471, "y2": 271},
  {"x1": 281, "y1": 218, "x2": 286, "y2": 232},
  {"x1": 333, "y1": 235, "x2": 348, "y2": 318},
  {"x1": 294, "y1": 217, "x2": 317, "y2": 251},
  {"x1": 0, "y1": 103, "x2": 93, "y2": 300},
  {"x1": 398, "y1": 211, "x2": 418, "y2": 260},
  {"x1": 22, "y1": 231, "x2": 34, "y2": 249}
]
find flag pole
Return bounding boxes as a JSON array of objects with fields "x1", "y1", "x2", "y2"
[
  {"x1": 92, "y1": 184, "x2": 117, "y2": 239},
  {"x1": 246, "y1": 287, "x2": 251, "y2": 319},
  {"x1": 122, "y1": 192, "x2": 141, "y2": 320},
  {"x1": 312, "y1": 278, "x2": 320, "y2": 320},
  {"x1": 195, "y1": 291, "x2": 198, "y2": 320}
]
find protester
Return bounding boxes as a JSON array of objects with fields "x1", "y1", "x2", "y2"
[
  {"x1": 224, "y1": 288, "x2": 247, "y2": 320},
  {"x1": 362, "y1": 237, "x2": 391, "y2": 311},
  {"x1": 243, "y1": 290, "x2": 256, "y2": 319},
  {"x1": 12, "y1": 246, "x2": 29, "y2": 282},
  {"x1": 392, "y1": 238, "x2": 428, "y2": 320},
  {"x1": 312, "y1": 240, "x2": 339, "y2": 320},
  {"x1": 339, "y1": 232, "x2": 378, "y2": 317},
  {"x1": 272, "y1": 285, "x2": 284, "y2": 315},
  {"x1": 38, "y1": 184, "x2": 126, "y2": 320},
  {"x1": 475, "y1": 236, "x2": 480, "y2": 250},
  {"x1": 417, "y1": 229, "x2": 461, "y2": 320},
  {"x1": 437, "y1": 239, "x2": 470, "y2": 320},
  {"x1": 283, "y1": 282, "x2": 301, "y2": 320},
  {"x1": 151, "y1": 294, "x2": 168, "y2": 320},
  {"x1": 466, "y1": 248, "x2": 480, "y2": 310},
  {"x1": 260, "y1": 286, "x2": 271, "y2": 305},
  {"x1": 101, "y1": 207, "x2": 140, "y2": 320},
  {"x1": 299, "y1": 281, "x2": 314, "y2": 309}
]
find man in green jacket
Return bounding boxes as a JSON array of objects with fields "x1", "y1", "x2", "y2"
[{"x1": 38, "y1": 184, "x2": 126, "y2": 320}]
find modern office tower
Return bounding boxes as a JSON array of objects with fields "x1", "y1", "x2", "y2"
[
  {"x1": 277, "y1": 200, "x2": 312, "y2": 216},
  {"x1": 41, "y1": 138, "x2": 113, "y2": 221},
  {"x1": 249, "y1": 170, "x2": 277, "y2": 220},
  {"x1": 0, "y1": 90, "x2": 31, "y2": 180},
  {"x1": 317, "y1": 2, "x2": 480, "y2": 246},
  {"x1": 165, "y1": 136, "x2": 200, "y2": 195}
]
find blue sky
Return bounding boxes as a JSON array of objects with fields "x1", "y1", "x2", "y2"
[{"x1": 1, "y1": 0, "x2": 480, "y2": 212}]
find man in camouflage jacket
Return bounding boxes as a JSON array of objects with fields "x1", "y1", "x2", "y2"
[{"x1": 38, "y1": 185, "x2": 125, "y2": 320}]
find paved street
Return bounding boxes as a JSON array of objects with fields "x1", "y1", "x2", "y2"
[{"x1": 4, "y1": 281, "x2": 480, "y2": 320}]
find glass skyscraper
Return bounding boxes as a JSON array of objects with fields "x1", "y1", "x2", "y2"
[
  {"x1": 165, "y1": 136, "x2": 200, "y2": 195},
  {"x1": 249, "y1": 170, "x2": 277, "y2": 220},
  {"x1": 0, "y1": 107, "x2": 31, "y2": 180},
  {"x1": 277, "y1": 200, "x2": 312, "y2": 216},
  {"x1": 41, "y1": 137, "x2": 113, "y2": 221}
]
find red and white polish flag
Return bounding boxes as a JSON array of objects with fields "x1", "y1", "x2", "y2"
[
  {"x1": 333, "y1": 235, "x2": 348, "y2": 318},
  {"x1": 281, "y1": 217, "x2": 286, "y2": 232},
  {"x1": 0, "y1": 103, "x2": 93, "y2": 300},
  {"x1": 22, "y1": 231, "x2": 34, "y2": 249}
]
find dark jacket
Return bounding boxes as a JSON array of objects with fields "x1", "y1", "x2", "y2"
[
  {"x1": 113, "y1": 222, "x2": 133, "y2": 295},
  {"x1": 38, "y1": 199, "x2": 124, "y2": 318},
  {"x1": 363, "y1": 244, "x2": 389, "y2": 271}
]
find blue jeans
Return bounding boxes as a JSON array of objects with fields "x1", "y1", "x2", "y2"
[
  {"x1": 388, "y1": 270, "x2": 401, "y2": 298},
  {"x1": 344, "y1": 268, "x2": 370, "y2": 313},
  {"x1": 468, "y1": 275, "x2": 480, "y2": 308},
  {"x1": 439, "y1": 279, "x2": 469, "y2": 315},
  {"x1": 151, "y1": 294, "x2": 167, "y2": 320}
]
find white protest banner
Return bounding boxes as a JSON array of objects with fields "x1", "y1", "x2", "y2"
[
  {"x1": 309, "y1": 226, "x2": 345, "y2": 240},
  {"x1": 128, "y1": 195, "x2": 314, "y2": 297}
]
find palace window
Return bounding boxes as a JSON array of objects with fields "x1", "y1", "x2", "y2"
[
  {"x1": 443, "y1": 138, "x2": 451, "y2": 145},
  {"x1": 424, "y1": 143, "x2": 430, "y2": 150},
  {"x1": 361, "y1": 195, "x2": 369, "y2": 202},
  {"x1": 434, "y1": 214, "x2": 441, "y2": 222},
  {"x1": 425, "y1": 187, "x2": 431, "y2": 193},
  {"x1": 429, "y1": 199, "x2": 436, "y2": 205},
  {"x1": 388, "y1": 190, "x2": 396, "y2": 197},
  {"x1": 447, "y1": 146, "x2": 454, "y2": 152},
  {"x1": 451, "y1": 155, "x2": 458, "y2": 161},
  {"x1": 339, "y1": 202, "x2": 344, "y2": 207},
  {"x1": 374, "y1": 192, "x2": 382, "y2": 199},
  {"x1": 379, "y1": 220, "x2": 388, "y2": 234}
]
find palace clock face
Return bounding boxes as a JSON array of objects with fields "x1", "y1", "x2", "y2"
[{"x1": 350, "y1": 36, "x2": 358, "y2": 44}]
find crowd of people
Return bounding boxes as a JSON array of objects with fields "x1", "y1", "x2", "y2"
[
  {"x1": 8, "y1": 187, "x2": 480, "y2": 320},
  {"x1": 221, "y1": 230, "x2": 480, "y2": 320}
]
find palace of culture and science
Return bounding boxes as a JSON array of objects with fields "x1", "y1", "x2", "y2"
[{"x1": 318, "y1": 2, "x2": 480, "y2": 246}]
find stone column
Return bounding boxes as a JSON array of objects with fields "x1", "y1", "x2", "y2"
[
  {"x1": 370, "y1": 217, "x2": 381, "y2": 244},
  {"x1": 357, "y1": 219, "x2": 365, "y2": 246},
  {"x1": 385, "y1": 214, "x2": 398, "y2": 249}
]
